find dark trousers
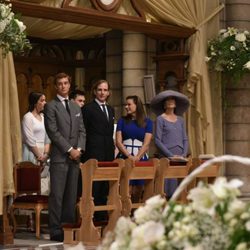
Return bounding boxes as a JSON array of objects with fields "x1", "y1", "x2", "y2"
[{"x1": 49, "y1": 161, "x2": 79, "y2": 237}]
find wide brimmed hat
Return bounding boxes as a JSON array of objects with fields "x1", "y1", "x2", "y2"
[{"x1": 150, "y1": 90, "x2": 190, "y2": 116}]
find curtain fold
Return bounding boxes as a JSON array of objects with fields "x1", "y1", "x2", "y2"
[
  {"x1": 20, "y1": 0, "x2": 139, "y2": 40},
  {"x1": 140, "y1": 0, "x2": 222, "y2": 157},
  {"x1": 0, "y1": 50, "x2": 22, "y2": 215}
]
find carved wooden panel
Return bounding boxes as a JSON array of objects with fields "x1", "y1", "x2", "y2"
[
  {"x1": 14, "y1": 37, "x2": 106, "y2": 119},
  {"x1": 154, "y1": 39, "x2": 189, "y2": 92}
]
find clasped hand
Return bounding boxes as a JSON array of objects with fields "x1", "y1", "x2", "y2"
[
  {"x1": 128, "y1": 154, "x2": 140, "y2": 162},
  {"x1": 69, "y1": 148, "x2": 81, "y2": 161}
]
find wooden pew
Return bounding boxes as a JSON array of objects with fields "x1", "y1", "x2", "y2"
[
  {"x1": 189, "y1": 157, "x2": 220, "y2": 188},
  {"x1": 120, "y1": 158, "x2": 159, "y2": 217},
  {"x1": 63, "y1": 159, "x2": 124, "y2": 245},
  {"x1": 154, "y1": 157, "x2": 192, "y2": 202}
]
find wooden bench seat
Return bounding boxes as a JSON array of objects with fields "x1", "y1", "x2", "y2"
[
  {"x1": 120, "y1": 158, "x2": 159, "y2": 217},
  {"x1": 63, "y1": 159, "x2": 124, "y2": 245},
  {"x1": 154, "y1": 157, "x2": 192, "y2": 203}
]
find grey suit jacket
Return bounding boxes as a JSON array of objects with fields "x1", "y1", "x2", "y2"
[{"x1": 44, "y1": 97, "x2": 86, "y2": 163}]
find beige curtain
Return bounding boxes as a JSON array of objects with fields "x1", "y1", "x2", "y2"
[
  {"x1": 0, "y1": 50, "x2": 22, "y2": 215},
  {"x1": 140, "y1": 0, "x2": 223, "y2": 157},
  {"x1": 20, "y1": 0, "x2": 139, "y2": 40}
]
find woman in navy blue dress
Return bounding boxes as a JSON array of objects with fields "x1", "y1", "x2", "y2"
[{"x1": 116, "y1": 95, "x2": 153, "y2": 202}]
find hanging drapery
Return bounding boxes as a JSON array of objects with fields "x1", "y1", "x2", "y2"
[
  {"x1": 19, "y1": 0, "x2": 140, "y2": 40},
  {"x1": 0, "y1": 50, "x2": 22, "y2": 215},
  {"x1": 140, "y1": 0, "x2": 223, "y2": 157}
]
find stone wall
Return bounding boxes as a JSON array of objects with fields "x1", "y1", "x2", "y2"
[{"x1": 222, "y1": 0, "x2": 250, "y2": 197}]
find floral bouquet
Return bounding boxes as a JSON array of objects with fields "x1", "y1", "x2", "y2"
[
  {"x1": 0, "y1": 0, "x2": 31, "y2": 57},
  {"x1": 206, "y1": 27, "x2": 250, "y2": 83},
  {"x1": 98, "y1": 155, "x2": 250, "y2": 250}
]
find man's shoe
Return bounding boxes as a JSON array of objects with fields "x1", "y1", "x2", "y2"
[{"x1": 50, "y1": 233, "x2": 64, "y2": 242}]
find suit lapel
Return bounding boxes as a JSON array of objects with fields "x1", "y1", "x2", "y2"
[
  {"x1": 55, "y1": 97, "x2": 71, "y2": 125},
  {"x1": 106, "y1": 105, "x2": 113, "y2": 125},
  {"x1": 93, "y1": 101, "x2": 108, "y2": 122}
]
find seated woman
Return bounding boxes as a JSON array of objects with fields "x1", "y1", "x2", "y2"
[
  {"x1": 116, "y1": 95, "x2": 153, "y2": 202},
  {"x1": 151, "y1": 90, "x2": 190, "y2": 197}
]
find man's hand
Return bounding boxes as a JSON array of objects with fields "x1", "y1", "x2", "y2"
[{"x1": 69, "y1": 148, "x2": 81, "y2": 161}]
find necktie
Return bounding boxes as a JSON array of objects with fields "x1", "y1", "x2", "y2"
[
  {"x1": 64, "y1": 99, "x2": 70, "y2": 114},
  {"x1": 101, "y1": 104, "x2": 109, "y2": 120}
]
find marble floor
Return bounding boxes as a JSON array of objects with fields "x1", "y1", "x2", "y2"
[{"x1": 1, "y1": 230, "x2": 98, "y2": 250}]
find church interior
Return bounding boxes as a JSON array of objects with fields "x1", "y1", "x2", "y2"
[{"x1": 1, "y1": 0, "x2": 250, "y2": 249}]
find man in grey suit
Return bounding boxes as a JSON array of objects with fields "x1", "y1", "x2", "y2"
[{"x1": 44, "y1": 72, "x2": 86, "y2": 242}]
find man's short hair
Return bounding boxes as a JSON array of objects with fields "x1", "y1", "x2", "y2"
[
  {"x1": 69, "y1": 89, "x2": 85, "y2": 100},
  {"x1": 54, "y1": 72, "x2": 71, "y2": 85}
]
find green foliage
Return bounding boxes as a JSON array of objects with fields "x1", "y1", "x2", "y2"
[
  {"x1": 0, "y1": 0, "x2": 31, "y2": 57},
  {"x1": 207, "y1": 27, "x2": 250, "y2": 84}
]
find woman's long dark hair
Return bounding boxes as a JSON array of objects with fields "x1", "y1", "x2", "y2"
[
  {"x1": 123, "y1": 95, "x2": 146, "y2": 128},
  {"x1": 28, "y1": 92, "x2": 44, "y2": 112}
]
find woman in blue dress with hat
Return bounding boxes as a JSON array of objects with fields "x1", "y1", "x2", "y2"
[
  {"x1": 150, "y1": 90, "x2": 190, "y2": 198},
  {"x1": 116, "y1": 95, "x2": 153, "y2": 202}
]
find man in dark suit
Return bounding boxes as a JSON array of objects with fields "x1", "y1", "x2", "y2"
[
  {"x1": 82, "y1": 79, "x2": 115, "y2": 220},
  {"x1": 44, "y1": 72, "x2": 86, "y2": 242}
]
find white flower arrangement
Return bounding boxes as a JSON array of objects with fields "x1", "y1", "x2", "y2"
[
  {"x1": 206, "y1": 27, "x2": 250, "y2": 83},
  {"x1": 0, "y1": 0, "x2": 31, "y2": 57},
  {"x1": 98, "y1": 156, "x2": 250, "y2": 250}
]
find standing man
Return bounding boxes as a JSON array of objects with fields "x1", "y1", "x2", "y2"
[
  {"x1": 69, "y1": 89, "x2": 86, "y2": 108},
  {"x1": 82, "y1": 79, "x2": 115, "y2": 220},
  {"x1": 44, "y1": 72, "x2": 86, "y2": 242}
]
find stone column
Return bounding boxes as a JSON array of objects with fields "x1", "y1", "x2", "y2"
[
  {"x1": 122, "y1": 31, "x2": 147, "y2": 114},
  {"x1": 224, "y1": 0, "x2": 250, "y2": 198}
]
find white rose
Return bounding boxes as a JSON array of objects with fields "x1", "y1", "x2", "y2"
[
  {"x1": 230, "y1": 46, "x2": 236, "y2": 51},
  {"x1": 188, "y1": 186, "x2": 217, "y2": 215},
  {"x1": 211, "y1": 177, "x2": 242, "y2": 199},
  {"x1": 245, "y1": 221, "x2": 250, "y2": 231},
  {"x1": 133, "y1": 206, "x2": 148, "y2": 224},
  {"x1": 14, "y1": 19, "x2": 26, "y2": 32},
  {"x1": 240, "y1": 212, "x2": 250, "y2": 220},
  {"x1": 205, "y1": 56, "x2": 211, "y2": 62},
  {"x1": 115, "y1": 216, "x2": 135, "y2": 236},
  {"x1": 235, "y1": 33, "x2": 246, "y2": 42},
  {"x1": 143, "y1": 221, "x2": 165, "y2": 244},
  {"x1": 219, "y1": 29, "x2": 227, "y2": 34},
  {"x1": 243, "y1": 61, "x2": 250, "y2": 70},
  {"x1": 145, "y1": 195, "x2": 165, "y2": 209},
  {"x1": 223, "y1": 32, "x2": 229, "y2": 38},
  {"x1": 173, "y1": 204, "x2": 183, "y2": 213},
  {"x1": 236, "y1": 242, "x2": 247, "y2": 250},
  {"x1": 130, "y1": 225, "x2": 148, "y2": 249},
  {"x1": 228, "y1": 199, "x2": 246, "y2": 215}
]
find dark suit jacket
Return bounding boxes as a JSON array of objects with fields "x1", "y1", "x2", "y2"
[
  {"x1": 44, "y1": 97, "x2": 86, "y2": 163},
  {"x1": 82, "y1": 100, "x2": 114, "y2": 161}
]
